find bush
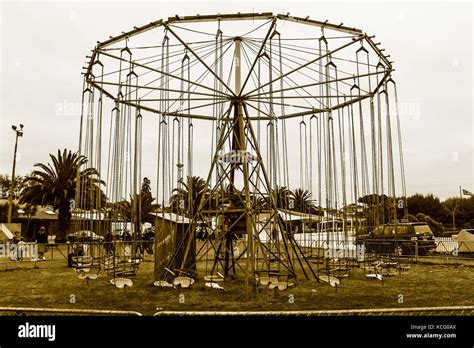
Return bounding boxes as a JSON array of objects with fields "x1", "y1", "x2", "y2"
[
  {"x1": 0, "y1": 203, "x2": 19, "y2": 222},
  {"x1": 403, "y1": 214, "x2": 419, "y2": 222}
]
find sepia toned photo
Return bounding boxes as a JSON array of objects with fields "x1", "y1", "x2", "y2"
[{"x1": 0, "y1": 0, "x2": 472, "y2": 346}]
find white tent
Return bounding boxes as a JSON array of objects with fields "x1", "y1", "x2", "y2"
[{"x1": 454, "y1": 229, "x2": 474, "y2": 253}]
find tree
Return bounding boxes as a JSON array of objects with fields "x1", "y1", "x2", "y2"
[
  {"x1": 0, "y1": 174, "x2": 25, "y2": 199},
  {"x1": 23, "y1": 203, "x2": 38, "y2": 237},
  {"x1": 141, "y1": 177, "x2": 152, "y2": 197},
  {"x1": 406, "y1": 194, "x2": 445, "y2": 222},
  {"x1": 403, "y1": 213, "x2": 419, "y2": 222},
  {"x1": 442, "y1": 198, "x2": 461, "y2": 229},
  {"x1": 290, "y1": 188, "x2": 315, "y2": 213},
  {"x1": 445, "y1": 196, "x2": 474, "y2": 229},
  {"x1": 254, "y1": 195, "x2": 269, "y2": 210},
  {"x1": 0, "y1": 202, "x2": 19, "y2": 222},
  {"x1": 169, "y1": 176, "x2": 208, "y2": 217},
  {"x1": 116, "y1": 194, "x2": 157, "y2": 233},
  {"x1": 272, "y1": 186, "x2": 292, "y2": 210},
  {"x1": 357, "y1": 193, "x2": 394, "y2": 224},
  {"x1": 0, "y1": 175, "x2": 7, "y2": 198},
  {"x1": 117, "y1": 177, "x2": 159, "y2": 227},
  {"x1": 458, "y1": 196, "x2": 474, "y2": 229},
  {"x1": 20, "y1": 149, "x2": 104, "y2": 241}
]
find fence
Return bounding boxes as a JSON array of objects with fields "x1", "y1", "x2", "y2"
[
  {"x1": 66, "y1": 240, "x2": 154, "y2": 258},
  {"x1": 3, "y1": 305, "x2": 473, "y2": 316},
  {"x1": 434, "y1": 237, "x2": 457, "y2": 253},
  {"x1": 153, "y1": 305, "x2": 474, "y2": 316},
  {"x1": 1, "y1": 236, "x2": 472, "y2": 267},
  {"x1": 291, "y1": 234, "x2": 474, "y2": 260},
  {"x1": 0, "y1": 306, "x2": 142, "y2": 316},
  {"x1": 213, "y1": 235, "x2": 474, "y2": 261}
]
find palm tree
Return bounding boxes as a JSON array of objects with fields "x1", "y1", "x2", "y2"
[
  {"x1": 290, "y1": 188, "x2": 315, "y2": 213},
  {"x1": 254, "y1": 195, "x2": 269, "y2": 211},
  {"x1": 272, "y1": 186, "x2": 292, "y2": 209},
  {"x1": 169, "y1": 176, "x2": 208, "y2": 217},
  {"x1": 23, "y1": 203, "x2": 38, "y2": 238},
  {"x1": 20, "y1": 149, "x2": 104, "y2": 241},
  {"x1": 117, "y1": 193, "x2": 158, "y2": 224}
]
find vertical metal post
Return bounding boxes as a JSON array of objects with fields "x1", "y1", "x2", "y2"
[
  {"x1": 415, "y1": 239, "x2": 418, "y2": 263},
  {"x1": 235, "y1": 38, "x2": 241, "y2": 95},
  {"x1": 8, "y1": 130, "x2": 21, "y2": 224},
  {"x1": 234, "y1": 38, "x2": 255, "y2": 291}
]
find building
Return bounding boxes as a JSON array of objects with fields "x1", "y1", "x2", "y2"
[{"x1": 152, "y1": 212, "x2": 194, "y2": 281}]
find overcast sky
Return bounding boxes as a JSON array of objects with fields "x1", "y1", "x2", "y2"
[{"x1": 0, "y1": 0, "x2": 472, "y2": 200}]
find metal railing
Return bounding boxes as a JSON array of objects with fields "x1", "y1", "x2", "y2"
[
  {"x1": 153, "y1": 305, "x2": 474, "y2": 316},
  {"x1": 3, "y1": 305, "x2": 473, "y2": 316},
  {"x1": 292, "y1": 235, "x2": 474, "y2": 260},
  {"x1": 0, "y1": 306, "x2": 142, "y2": 316}
]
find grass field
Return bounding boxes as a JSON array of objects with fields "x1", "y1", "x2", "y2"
[{"x1": 1, "y1": 246, "x2": 473, "y2": 316}]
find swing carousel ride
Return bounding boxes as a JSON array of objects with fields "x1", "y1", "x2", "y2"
[{"x1": 74, "y1": 13, "x2": 407, "y2": 291}]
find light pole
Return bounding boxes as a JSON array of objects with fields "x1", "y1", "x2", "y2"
[{"x1": 7, "y1": 124, "x2": 24, "y2": 224}]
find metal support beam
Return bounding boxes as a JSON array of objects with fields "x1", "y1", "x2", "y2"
[
  {"x1": 164, "y1": 24, "x2": 237, "y2": 97},
  {"x1": 243, "y1": 35, "x2": 365, "y2": 97},
  {"x1": 239, "y1": 16, "x2": 277, "y2": 95},
  {"x1": 167, "y1": 12, "x2": 274, "y2": 24},
  {"x1": 276, "y1": 14, "x2": 362, "y2": 35}
]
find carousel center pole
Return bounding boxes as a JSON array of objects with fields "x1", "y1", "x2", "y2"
[{"x1": 233, "y1": 37, "x2": 255, "y2": 291}]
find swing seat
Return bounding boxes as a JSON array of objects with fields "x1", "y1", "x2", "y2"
[
  {"x1": 366, "y1": 273, "x2": 384, "y2": 281},
  {"x1": 173, "y1": 276, "x2": 195, "y2": 288},
  {"x1": 205, "y1": 282, "x2": 225, "y2": 290},
  {"x1": 268, "y1": 281, "x2": 295, "y2": 290},
  {"x1": 110, "y1": 277, "x2": 133, "y2": 288},
  {"x1": 154, "y1": 280, "x2": 174, "y2": 288},
  {"x1": 319, "y1": 275, "x2": 340, "y2": 287},
  {"x1": 258, "y1": 275, "x2": 294, "y2": 290},
  {"x1": 204, "y1": 275, "x2": 224, "y2": 282}
]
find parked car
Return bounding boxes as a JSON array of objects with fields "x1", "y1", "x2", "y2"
[
  {"x1": 67, "y1": 230, "x2": 105, "y2": 243},
  {"x1": 356, "y1": 222, "x2": 437, "y2": 256}
]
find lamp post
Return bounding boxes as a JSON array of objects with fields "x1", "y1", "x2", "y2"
[{"x1": 7, "y1": 124, "x2": 24, "y2": 224}]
